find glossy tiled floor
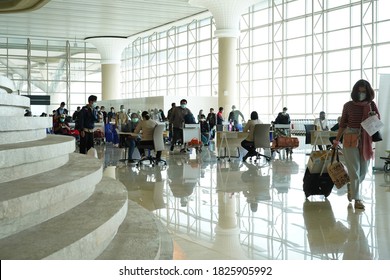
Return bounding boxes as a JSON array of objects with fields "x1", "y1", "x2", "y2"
[{"x1": 99, "y1": 140, "x2": 390, "y2": 260}]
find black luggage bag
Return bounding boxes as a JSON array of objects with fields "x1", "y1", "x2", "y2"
[{"x1": 303, "y1": 167, "x2": 334, "y2": 198}]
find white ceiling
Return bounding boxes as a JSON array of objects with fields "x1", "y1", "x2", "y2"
[{"x1": 0, "y1": 0, "x2": 208, "y2": 41}]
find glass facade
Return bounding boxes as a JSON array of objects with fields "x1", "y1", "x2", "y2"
[
  {"x1": 1, "y1": 0, "x2": 390, "y2": 119},
  {"x1": 122, "y1": 0, "x2": 389, "y2": 122},
  {"x1": 0, "y1": 38, "x2": 101, "y2": 114}
]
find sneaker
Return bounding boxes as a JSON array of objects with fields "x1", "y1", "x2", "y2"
[
  {"x1": 347, "y1": 184, "x2": 352, "y2": 202},
  {"x1": 242, "y1": 155, "x2": 249, "y2": 162},
  {"x1": 127, "y1": 159, "x2": 136, "y2": 164},
  {"x1": 354, "y1": 200, "x2": 365, "y2": 210},
  {"x1": 170, "y1": 145, "x2": 174, "y2": 151}
]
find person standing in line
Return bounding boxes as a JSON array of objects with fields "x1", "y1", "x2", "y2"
[
  {"x1": 241, "y1": 111, "x2": 263, "y2": 161},
  {"x1": 107, "y1": 107, "x2": 116, "y2": 123},
  {"x1": 217, "y1": 107, "x2": 224, "y2": 125},
  {"x1": 332, "y1": 79, "x2": 380, "y2": 210},
  {"x1": 228, "y1": 105, "x2": 245, "y2": 131},
  {"x1": 166, "y1": 102, "x2": 176, "y2": 143},
  {"x1": 197, "y1": 109, "x2": 204, "y2": 123},
  {"x1": 56, "y1": 101, "x2": 68, "y2": 117},
  {"x1": 78, "y1": 95, "x2": 98, "y2": 154},
  {"x1": 116, "y1": 104, "x2": 129, "y2": 148},
  {"x1": 206, "y1": 108, "x2": 217, "y2": 140},
  {"x1": 169, "y1": 99, "x2": 192, "y2": 152},
  {"x1": 100, "y1": 106, "x2": 108, "y2": 125}
]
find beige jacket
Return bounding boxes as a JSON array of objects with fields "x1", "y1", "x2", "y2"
[{"x1": 243, "y1": 119, "x2": 263, "y2": 142}]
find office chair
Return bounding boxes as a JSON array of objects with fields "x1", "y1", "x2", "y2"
[
  {"x1": 250, "y1": 124, "x2": 272, "y2": 163},
  {"x1": 137, "y1": 124, "x2": 167, "y2": 167}
]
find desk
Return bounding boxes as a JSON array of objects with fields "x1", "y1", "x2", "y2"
[
  {"x1": 117, "y1": 131, "x2": 140, "y2": 162},
  {"x1": 216, "y1": 131, "x2": 248, "y2": 159},
  {"x1": 310, "y1": 131, "x2": 338, "y2": 146}
]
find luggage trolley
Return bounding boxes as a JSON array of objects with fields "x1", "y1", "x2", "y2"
[
  {"x1": 272, "y1": 124, "x2": 298, "y2": 157},
  {"x1": 380, "y1": 150, "x2": 390, "y2": 173},
  {"x1": 183, "y1": 124, "x2": 203, "y2": 154}
]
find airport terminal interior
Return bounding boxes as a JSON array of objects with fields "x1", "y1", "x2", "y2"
[{"x1": 1, "y1": 0, "x2": 390, "y2": 261}]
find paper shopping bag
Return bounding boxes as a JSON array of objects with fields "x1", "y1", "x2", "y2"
[{"x1": 327, "y1": 148, "x2": 350, "y2": 189}]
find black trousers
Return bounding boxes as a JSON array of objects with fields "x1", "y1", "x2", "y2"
[
  {"x1": 171, "y1": 127, "x2": 184, "y2": 147},
  {"x1": 79, "y1": 131, "x2": 94, "y2": 154},
  {"x1": 241, "y1": 139, "x2": 256, "y2": 156}
]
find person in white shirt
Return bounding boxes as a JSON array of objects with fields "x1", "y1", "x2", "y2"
[{"x1": 314, "y1": 111, "x2": 329, "y2": 150}]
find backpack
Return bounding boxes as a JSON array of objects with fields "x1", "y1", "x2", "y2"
[{"x1": 184, "y1": 113, "x2": 196, "y2": 124}]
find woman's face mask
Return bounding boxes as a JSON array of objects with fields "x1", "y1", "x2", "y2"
[
  {"x1": 181, "y1": 104, "x2": 187, "y2": 109},
  {"x1": 60, "y1": 118, "x2": 65, "y2": 122},
  {"x1": 131, "y1": 118, "x2": 139, "y2": 123},
  {"x1": 358, "y1": 92, "x2": 367, "y2": 101}
]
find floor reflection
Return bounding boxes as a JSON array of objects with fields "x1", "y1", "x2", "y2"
[{"x1": 99, "y1": 143, "x2": 390, "y2": 260}]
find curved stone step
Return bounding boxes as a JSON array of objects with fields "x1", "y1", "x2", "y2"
[
  {"x1": 0, "y1": 134, "x2": 76, "y2": 183},
  {"x1": 0, "y1": 153, "x2": 102, "y2": 239},
  {"x1": 0, "y1": 93, "x2": 29, "y2": 117},
  {"x1": 97, "y1": 201, "x2": 173, "y2": 260},
  {"x1": 0, "y1": 177, "x2": 128, "y2": 260},
  {"x1": 0, "y1": 116, "x2": 52, "y2": 144}
]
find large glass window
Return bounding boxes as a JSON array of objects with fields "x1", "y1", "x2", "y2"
[{"x1": 0, "y1": 38, "x2": 101, "y2": 114}]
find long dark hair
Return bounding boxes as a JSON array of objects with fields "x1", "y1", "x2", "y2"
[
  {"x1": 250, "y1": 111, "x2": 258, "y2": 120},
  {"x1": 351, "y1": 79, "x2": 375, "y2": 102}
]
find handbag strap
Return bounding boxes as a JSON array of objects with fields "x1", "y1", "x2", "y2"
[{"x1": 330, "y1": 147, "x2": 340, "y2": 163}]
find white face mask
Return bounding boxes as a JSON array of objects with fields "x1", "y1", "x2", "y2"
[
  {"x1": 121, "y1": 108, "x2": 126, "y2": 113},
  {"x1": 92, "y1": 102, "x2": 97, "y2": 108},
  {"x1": 358, "y1": 92, "x2": 366, "y2": 101}
]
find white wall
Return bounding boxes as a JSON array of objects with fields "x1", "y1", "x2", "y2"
[{"x1": 98, "y1": 96, "x2": 218, "y2": 118}]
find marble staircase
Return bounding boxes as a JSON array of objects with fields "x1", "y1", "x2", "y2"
[{"x1": 0, "y1": 90, "x2": 173, "y2": 259}]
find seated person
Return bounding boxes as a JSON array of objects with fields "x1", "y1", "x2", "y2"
[
  {"x1": 134, "y1": 111, "x2": 161, "y2": 160},
  {"x1": 199, "y1": 114, "x2": 210, "y2": 146},
  {"x1": 53, "y1": 114, "x2": 80, "y2": 139},
  {"x1": 241, "y1": 111, "x2": 263, "y2": 161},
  {"x1": 274, "y1": 107, "x2": 291, "y2": 137},
  {"x1": 314, "y1": 111, "x2": 330, "y2": 150},
  {"x1": 122, "y1": 113, "x2": 141, "y2": 163}
]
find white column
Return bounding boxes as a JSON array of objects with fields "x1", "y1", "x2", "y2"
[
  {"x1": 189, "y1": 0, "x2": 261, "y2": 113},
  {"x1": 85, "y1": 37, "x2": 130, "y2": 101}
]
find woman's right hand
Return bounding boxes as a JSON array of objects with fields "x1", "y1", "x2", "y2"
[{"x1": 332, "y1": 139, "x2": 339, "y2": 148}]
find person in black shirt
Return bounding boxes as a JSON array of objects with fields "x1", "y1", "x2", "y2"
[
  {"x1": 206, "y1": 108, "x2": 216, "y2": 140},
  {"x1": 274, "y1": 107, "x2": 291, "y2": 137},
  {"x1": 78, "y1": 95, "x2": 98, "y2": 154},
  {"x1": 56, "y1": 102, "x2": 68, "y2": 117}
]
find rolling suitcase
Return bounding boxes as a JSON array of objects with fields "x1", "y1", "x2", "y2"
[{"x1": 303, "y1": 167, "x2": 334, "y2": 198}]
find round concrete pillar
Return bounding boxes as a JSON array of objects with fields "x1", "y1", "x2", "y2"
[
  {"x1": 85, "y1": 37, "x2": 129, "y2": 101},
  {"x1": 189, "y1": 0, "x2": 259, "y2": 114}
]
